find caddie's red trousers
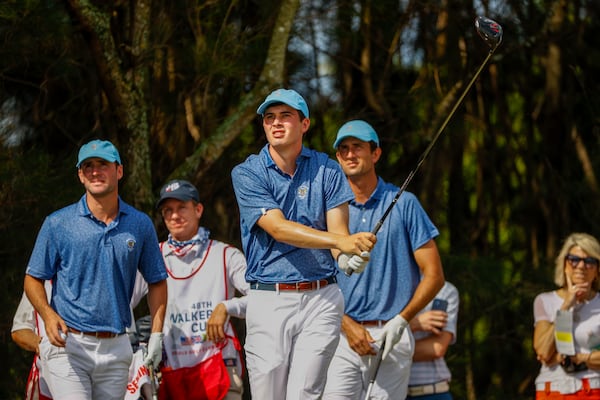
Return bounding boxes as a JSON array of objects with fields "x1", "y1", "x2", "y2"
[{"x1": 536, "y1": 379, "x2": 600, "y2": 399}]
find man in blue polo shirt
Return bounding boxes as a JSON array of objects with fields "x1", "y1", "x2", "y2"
[
  {"x1": 24, "y1": 139, "x2": 168, "y2": 400},
  {"x1": 323, "y1": 120, "x2": 445, "y2": 399},
  {"x1": 231, "y1": 89, "x2": 377, "y2": 399}
]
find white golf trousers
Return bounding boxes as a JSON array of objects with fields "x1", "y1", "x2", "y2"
[
  {"x1": 245, "y1": 284, "x2": 344, "y2": 400},
  {"x1": 323, "y1": 324, "x2": 415, "y2": 400},
  {"x1": 39, "y1": 332, "x2": 133, "y2": 400}
]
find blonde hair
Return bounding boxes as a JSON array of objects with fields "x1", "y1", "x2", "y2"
[{"x1": 554, "y1": 232, "x2": 600, "y2": 290}]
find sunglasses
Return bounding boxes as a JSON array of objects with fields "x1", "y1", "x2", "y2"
[{"x1": 565, "y1": 254, "x2": 599, "y2": 269}]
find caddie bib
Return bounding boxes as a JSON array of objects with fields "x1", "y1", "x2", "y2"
[{"x1": 161, "y1": 240, "x2": 240, "y2": 369}]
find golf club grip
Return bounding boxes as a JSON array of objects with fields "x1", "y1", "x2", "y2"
[{"x1": 345, "y1": 187, "x2": 406, "y2": 277}]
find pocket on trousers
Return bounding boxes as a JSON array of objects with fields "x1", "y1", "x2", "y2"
[{"x1": 38, "y1": 336, "x2": 66, "y2": 363}]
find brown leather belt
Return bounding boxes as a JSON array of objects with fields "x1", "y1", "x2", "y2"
[
  {"x1": 358, "y1": 320, "x2": 388, "y2": 327},
  {"x1": 251, "y1": 276, "x2": 337, "y2": 292},
  {"x1": 68, "y1": 327, "x2": 122, "y2": 339}
]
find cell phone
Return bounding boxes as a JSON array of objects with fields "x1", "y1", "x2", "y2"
[{"x1": 432, "y1": 298, "x2": 448, "y2": 312}]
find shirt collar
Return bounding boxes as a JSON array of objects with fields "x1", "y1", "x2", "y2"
[
  {"x1": 260, "y1": 144, "x2": 311, "y2": 169},
  {"x1": 77, "y1": 194, "x2": 126, "y2": 218},
  {"x1": 349, "y1": 177, "x2": 385, "y2": 207}
]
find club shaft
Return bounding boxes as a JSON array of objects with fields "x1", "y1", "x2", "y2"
[
  {"x1": 149, "y1": 364, "x2": 158, "y2": 400},
  {"x1": 364, "y1": 338, "x2": 386, "y2": 400},
  {"x1": 345, "y1": 46, "x2": 497, "y2": 278},
  {"x1": 372, "y1": 48, "x2": 496, "y2": 237}
]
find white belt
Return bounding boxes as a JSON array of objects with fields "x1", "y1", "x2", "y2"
[
  {"x1": 408, "y1": 380, "x2": 450, "y2": 396},
  {"x1": 535, "y1": 377, "x2": 600, "y2": 394}
]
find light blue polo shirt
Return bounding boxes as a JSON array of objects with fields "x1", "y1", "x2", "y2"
[
  {"x1": 231, "y1": 145, "x2": 354, "y2": 283},
  {"x1": 26, "y1": 195, "x2": 167, "y2": 333},
  {"x1": 336, "y1": 178, "x2": 439, "y2": 321}
]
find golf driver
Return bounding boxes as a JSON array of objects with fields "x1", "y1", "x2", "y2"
[
  {"x1": 360, "y1": 15, "x2": 503, "y2": 400},
  {"x1": 347, "y1": 16, "x2": 503, "y2": 278}
]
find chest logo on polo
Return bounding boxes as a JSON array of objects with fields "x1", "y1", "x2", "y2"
[
  {"x1": 297, "y1": 185, "x2": 308, "y2": 199},
  {"x1": 127, "y1": 239, "x2": 136, "y2": 251}
]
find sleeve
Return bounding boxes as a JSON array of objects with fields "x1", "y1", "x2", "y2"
[
  {"x1": 402, "y1": 192, "x2": 439, "y2": 250},
  {"x1": 443, "y1": 283, "x2": 460, "y2": 344},
  {"x1": 533, "y1": 293, "x2": 553, "y2": 326},
  {"x1": 323, "y1": 158, "x2": 354, "y2": 210},
  {"x1": 138, "y1": 215, "x2": 168, "y2": 284},
  {"x1": 130, "y1": 271, "x2": 149, "y2": 309},
  {"x1": 25, "y1": 217, "x2": 59, "y2": 280},
  {"x1": 222, "y1": 246, "x2": 250, "y2": 319},
  {"x1": 223, "y1": 297, "x2": 248, "y2": 319},
  {"x1": 225, "y1": 246, "x2": 250, "y2": 296},
  {"x1": 11, "y1": 292, "x2": 36, "y2": 333},
  {"x1": 231, "y1": 161, "x2": 280, "y2": 230}
]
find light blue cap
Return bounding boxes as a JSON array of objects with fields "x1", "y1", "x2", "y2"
[
  {"x1": 333, "y1": 120, "x2": 380, "y2": 149},
  {"x1": 257, "y1": 89, "x2": 309, "y2": 118},
  {"x1": 76, "y1": 139, "x2": 121, "y2": 168}
]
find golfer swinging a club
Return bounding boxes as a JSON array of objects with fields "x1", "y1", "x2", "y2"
[{"x1": 323, "y1": 120, "x2": 445, "y2": 399}]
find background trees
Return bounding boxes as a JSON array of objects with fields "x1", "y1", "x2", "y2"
[{"x1": 1, "y1": 0, "x2": 599, "y2": 398}]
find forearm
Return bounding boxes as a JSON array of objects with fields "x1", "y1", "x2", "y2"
[
  {"x1": 400, "y1": 241, "x2": 445, "y2": 320},
  {"x1": 257, "y1": 207, "x2": 375, "y2": 260},
  {"x1": 413, "y1": 336, "x2": 449, "y2": 362},
  {"x1": 401, "y1": 283, "x2": 443, "y2": 321},
  {"x1": 400, "y1": 274, "x2": 444, "y2": 321},
  {"x1": 24, "y1": 275, "x2": 54, "y2": 321},
  {"x1": 587, "y1": 351, "x2": 599, "y2": 370},
  {"x1": 11, "y1": 329, "x2": 41, "y2": 353},
  {"x1": 534, "y1": 321, "x2": 557, "y2": 363},
  {"x1": 264, "y1": 218, "x2": 343, "y2": 250},
  {"x1": 413, "y1": 338, "x2": 448, "y2": 362},
  {"x1": 147, "y1": 280, "x2": 167, "y2": 333}
]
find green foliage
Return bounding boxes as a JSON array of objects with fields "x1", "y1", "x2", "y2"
[
  {"x1": 0, "y1": 144, "x2": 81, "y2": 399},
  {"x1": 444, "y1": 254, "x2": 546, "y2": 399}
]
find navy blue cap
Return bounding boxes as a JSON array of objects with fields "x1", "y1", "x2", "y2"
[{"x1": 156, "y1": 180, "x2": 200, "y2": 209}]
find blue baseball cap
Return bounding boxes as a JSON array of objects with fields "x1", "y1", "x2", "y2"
[
  {"x1": 156, "y1": 179, "x2": 200, "y2": 209},
  {"x1": 76, "y1": 139, "x2": 122, "y2": 168},
  {"x1": 333, "y1": 120, "x2": 380, "y2": 149},
  {"x1": 257, "y1": 89, "x2": 309, "y2": 118}
]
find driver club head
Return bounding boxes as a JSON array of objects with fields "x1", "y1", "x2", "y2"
[{"x1": 475, "y1": 16, "x2": 503, "y2": 50}]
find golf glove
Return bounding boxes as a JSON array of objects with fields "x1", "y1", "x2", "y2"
[
  {"x1": 144, "y1": 332, "x2": 164, "y2": 369},
  {"x1": 380, "y1": 314, "x2": 408, "y2": 360},
  {"x1": 337, "y1": 252, "x2": 369, "y2": 274}
]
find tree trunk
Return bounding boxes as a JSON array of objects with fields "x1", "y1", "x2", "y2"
[
  {"x1": 65, "y1": 0, "x2": 153, "y2": 211},
  {"x1": 168, "y1": 0, "x2": 301, "y2": 182}
]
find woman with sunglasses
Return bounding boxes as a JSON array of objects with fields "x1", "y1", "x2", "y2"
[{"x1": 533, "y1": 232, "x2": 600, "y2": 399}]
